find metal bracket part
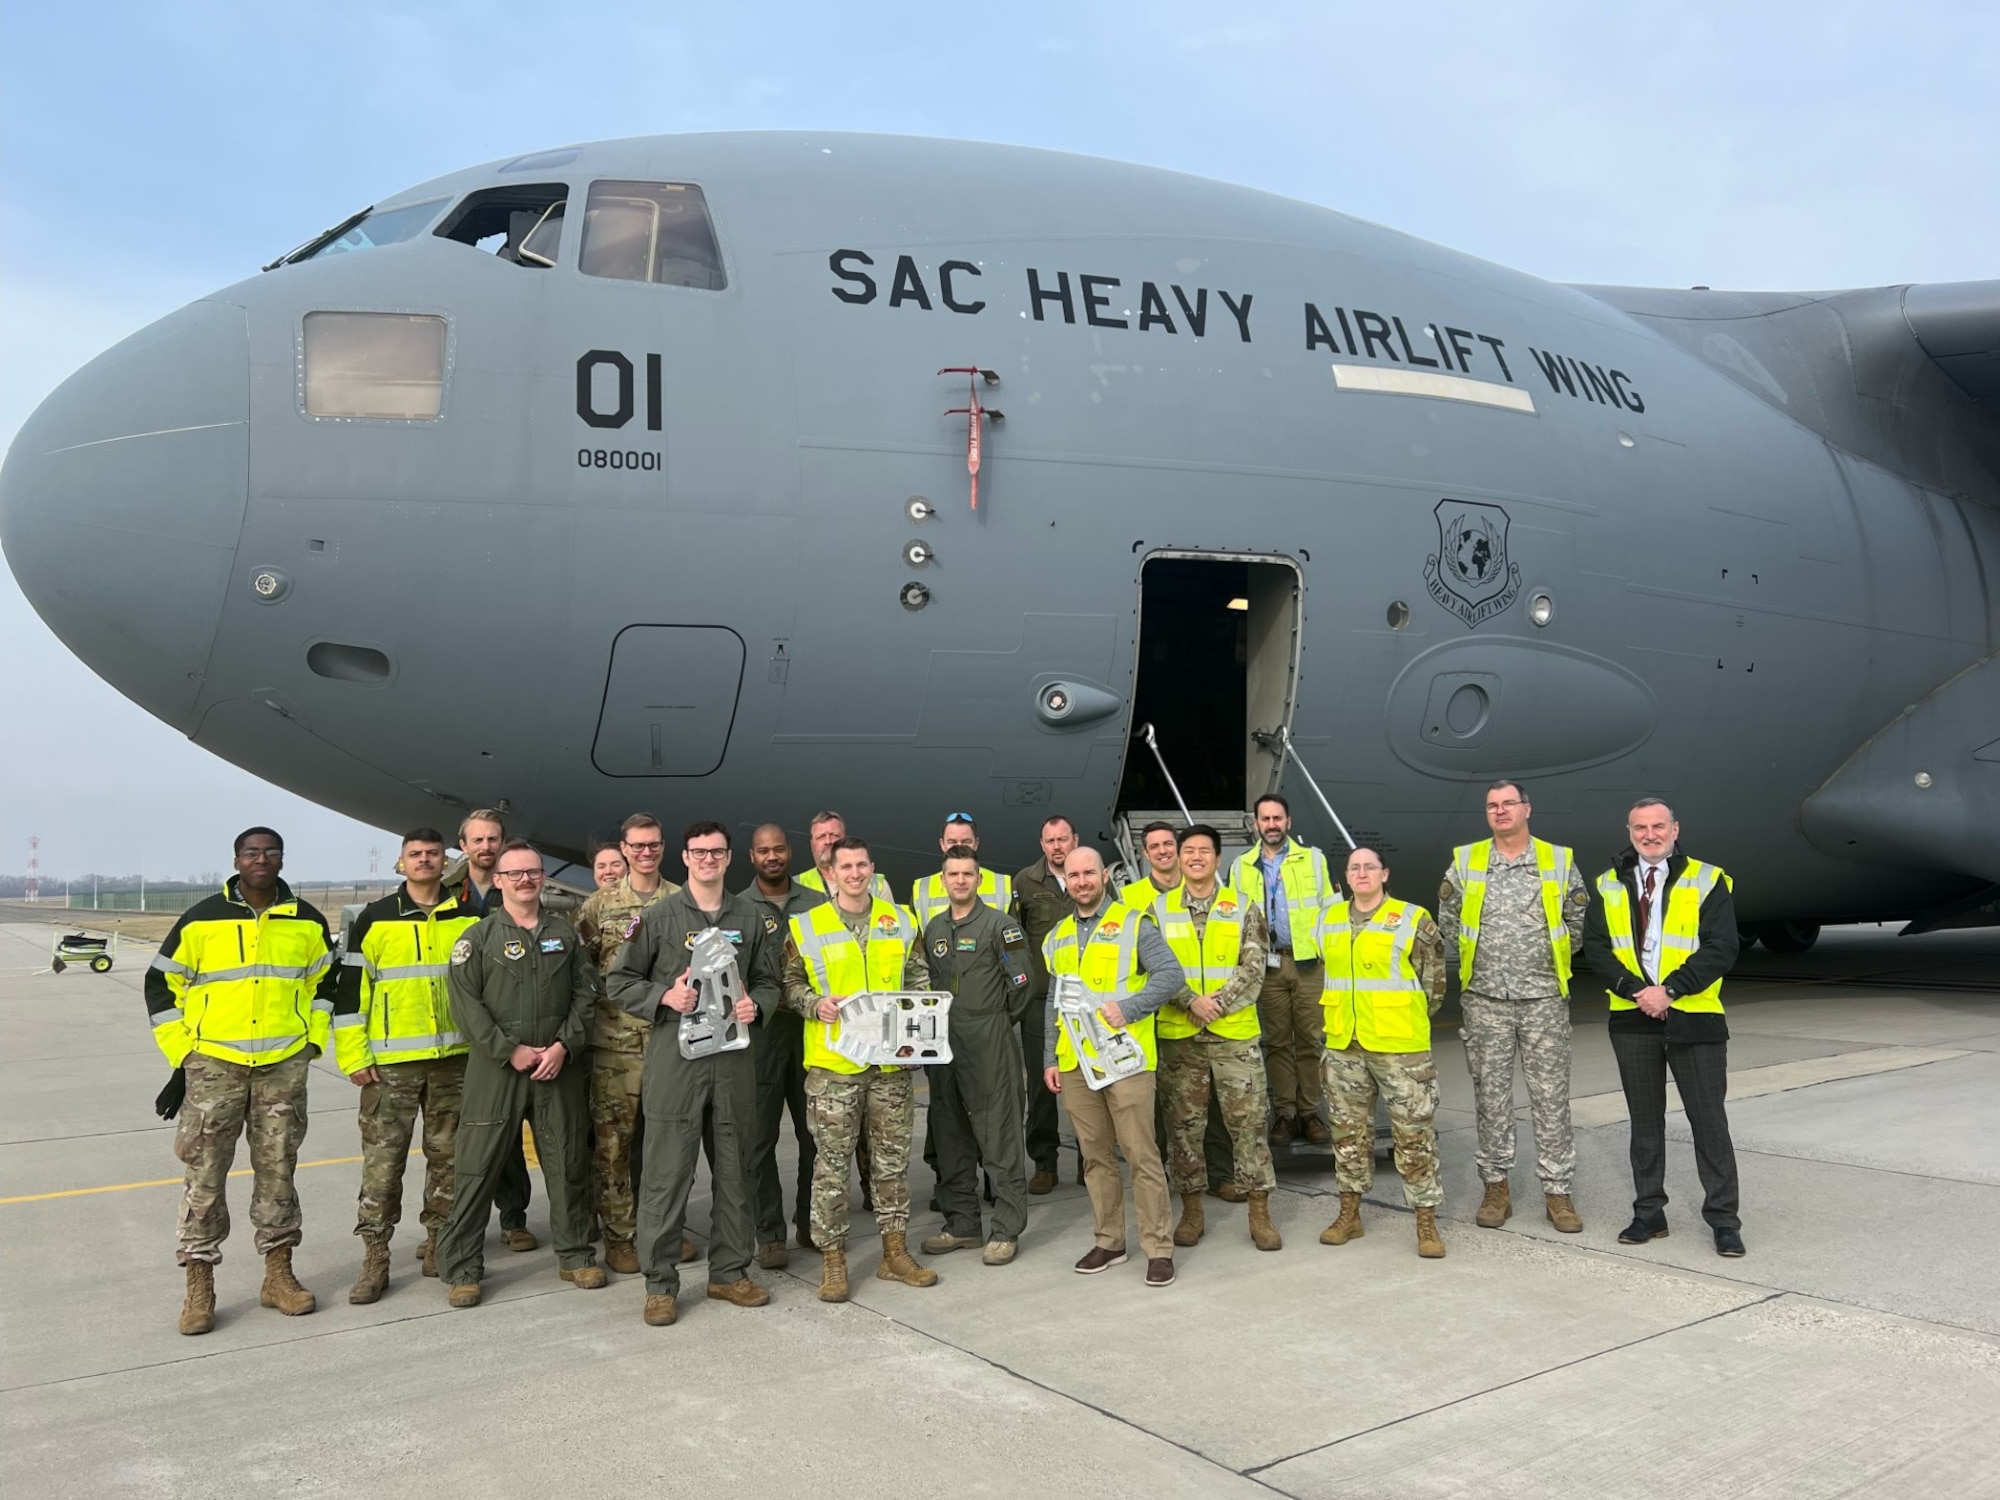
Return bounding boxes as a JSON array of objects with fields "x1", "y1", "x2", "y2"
[
  {"x1": 830, "y1": 990, "x2": 954, "y2": 1066},
  {"x1": 678, "y1": 927, "x2": 751, "y2": 1059},
  {"x1": 1051, "y1": 974, "x2": 1147, "y2": 1090}
]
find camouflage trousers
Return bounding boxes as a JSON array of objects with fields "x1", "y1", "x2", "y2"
[
  {"x1": 1158, "y1": 1034, "x2": 1277, "y2": 1195},
  {"x1": 1461, "y1": 992, "x2": 1575, "y2": 1192},
  {"x1": 805, "y1": 1066, "x2": 914, "y2": 1247},
  {"x1": 1322, "y1": 1045, "x2": 1442, "y2": 1209},
  {"x1": 173, "y1": 1050, "x2": 310, "y2": 1265},
  {"x1": 590, "y1": 1047, "x2": 645, "y2": 1246},
  {"x1": 354, "y1": 1055, "x2": 465, "y2": 1243}
]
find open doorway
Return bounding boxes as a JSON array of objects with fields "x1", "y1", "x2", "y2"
[{"x1": 1116, "y1": 553, "x2": 1302, "y2": 817}]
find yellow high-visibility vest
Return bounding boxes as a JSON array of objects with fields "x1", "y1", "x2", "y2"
[
  {"x1": 789, "y1": 897, "x2": 919, "y2": 1073},
  {"x1": 1319, "y1": 897, "x2": 1431, "y2": 1053},
  {"x1": 334, "y1": 889, "x2": 481, "y2": 1073},
  {"x1": 1595, "y1": 860, "x2": 1729, "y2": 1014},
  {"x1": 147, "y1": 881, "x2": 334, "y2": 1068},
  {"x1": 1231, "y1": 840, "x2": 1334, "y2": 960},
  {"x1": 1154, "y1": 885, "x2": 1259, "y2": 1041},
  {"x1": 1451, "y1": 837, "x2": 1575, "y2": 997},
  {"x1": 1044, "y1": 903, "x2": 1156, "y2": 1074}
]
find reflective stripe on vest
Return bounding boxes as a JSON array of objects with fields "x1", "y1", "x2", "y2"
[
  {"x1": 1044, "y1": 903, "x2": 1156, "y2": 1073},
  {"x1": 791, "y1": 899, "x2": 918, "y2": 1074},
  {"x1": 1231, "y1": 842, "x2": 1332, "y2": 960},
  {"x1": 1451, "y1": 838, "x2": 1575, "y2": 998},
  {"x1": 1320, "y1": 898, "x2": 1431, "y2": 1053},
  {"x1": 909, "y1": 868, "x2": 1015, "y2": 928},
  {"x1": 1595, "y1": 860, "x2": 1728, "y2": 1014},
  {"x1": 159, "y1": 898, "x2": 331, "y2": 1069},
  {"x1": 340, "y1": 903, "x2": 480, "y2": 1072},
  {"x1": 1154, "y1": 887, "x2": 1259, "y2": 1041}
]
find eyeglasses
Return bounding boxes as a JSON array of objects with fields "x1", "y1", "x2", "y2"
[
  {"x1": 238, "y1": 849, "x2": 283, "y2": 862},
  {"x1": 1347, "y1": 863, "x2": 1385, "y2": 873},
  {"x1": 495, "y1": 869, "x2": 544, "y2": 883},
  {"x1": 1484, "y1": 800, "x2": 1525, "y2": 812},
  {"x1": 623, "y1": 840, "x2": 664, "y2": 854},
  {"x1": 684, "y1": 847, "x2": 730, "y2": 862}
]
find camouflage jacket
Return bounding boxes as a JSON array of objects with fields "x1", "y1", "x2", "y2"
[
  {"x1": 1436, "y1": 844, "x2": 1587, "y2": 1000},
  {"x1": 575, "y1": 875, "x2": 681, "y2": 1053}
]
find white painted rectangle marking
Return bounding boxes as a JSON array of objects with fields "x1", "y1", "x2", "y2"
[
  {"x1": 1569, "y1": 1045, "x2": 1969, "y2": 1128},
  {"x1": 1331, "y1": 362, "x2": 1538, "y2": 414}
]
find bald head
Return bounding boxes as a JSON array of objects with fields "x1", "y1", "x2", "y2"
[{"x1": 1065, "y1": 844, "x2": 1107, "y2": 912}]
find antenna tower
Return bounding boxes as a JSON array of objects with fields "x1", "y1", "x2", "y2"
[{"x1": 25, "y1": 836, "x2": 40, "y2": 903}]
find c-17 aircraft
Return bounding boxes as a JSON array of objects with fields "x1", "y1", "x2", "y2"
[{"x1": 3, "y1": 133, "x2": 1995, "y2": 947}]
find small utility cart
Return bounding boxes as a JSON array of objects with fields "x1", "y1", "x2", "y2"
[{"x1": 51, "y1": 930, "x2": 117, "y2": 974}]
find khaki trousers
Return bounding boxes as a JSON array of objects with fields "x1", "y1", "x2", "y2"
[
  {"x1": 1256, "y1": 953, "x2": 1326, "y2": 1121},
  {"x1": 1061, "y1": 1068, "x2": 1173, "y2": 1260}
]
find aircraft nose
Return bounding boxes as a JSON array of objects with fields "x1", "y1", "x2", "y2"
[{"x1": 0, "y1": 300, "x2": 249, "y2": 731}]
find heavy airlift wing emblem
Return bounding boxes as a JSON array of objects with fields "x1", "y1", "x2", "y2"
[{"x1": 1424, "y1": 499, "x2": 1522, "y2": 628}]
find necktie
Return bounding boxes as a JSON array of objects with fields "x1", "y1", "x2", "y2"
[{"x1": 1639, "y1": 866, "x2": 1657, "y2": 945}]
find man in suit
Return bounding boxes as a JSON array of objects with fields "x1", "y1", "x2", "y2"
[{"x1": 1582, "y1": 798, "x2": 1745, "y2": 1258}]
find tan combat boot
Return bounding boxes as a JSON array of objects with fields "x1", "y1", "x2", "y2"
[
  {"x1": 1475, "y1": 1180, "x2": 1511, "y2": 1228},
  {"x1": 1247, "y1": 1191, "x2": 1283, "y2": 1251},
  {"x1": 260, "y1": 1247, "x2": 317, "y2": 1316},
  {"x1": 348, "y1": 1239, "x2": 391, "y2": 1304},
  {"x1": 877, "y1": 1232, "x2": 939, "y2": 1287},
  {"x1": 1545, "y1": 1193, "x2": 1583, "y2": 1234},
  {"x1": 643, "y1": 1293, "x2": 677, "y2": 1326},
  {"x1": 819, "y1": 1247, "x2": 850, "y2": 1303},
  {"x1": 603, "y1": 1239, "x2": 641, "y2": 1275},
  {"x1": 707, "y1": 1277, "x2": 772, "y2": 1308},
  {"x1": 1172, "y1": 1192, "x2": 1206, "y2": 1247},
  {"x1": 1415, "y1": 1207, "x2": 1446, "y2": 1259},
  {"x1": 179, "y1": 1261, "x2": 216, "y2": 1336},
  {"x1": 418, "y1": 1230, "x2": 438, "y2": 1278},
  {"x1": 1319, "y1": 1192, "x2": 1364, "y2": 1245}
]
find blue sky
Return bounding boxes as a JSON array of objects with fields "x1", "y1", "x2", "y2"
[{"x1": 2, "y1": 1, "x2": 1994, "y2": 878}]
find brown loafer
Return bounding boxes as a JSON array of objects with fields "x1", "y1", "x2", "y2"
[
  {"x1": 1073, "y1": 1246, "x2": 1128, "y2": 1275},
  {"x1": 706, "y1": 1277, "x2": 771, "y2": 1308},
  {"x1": 1144, "y1": 1257, "x2": 1176, "y2": 1287}
]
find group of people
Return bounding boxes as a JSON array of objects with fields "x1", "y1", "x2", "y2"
[{"x1": 142, "y1": 783, "x2": 1746, "y2": 1335}]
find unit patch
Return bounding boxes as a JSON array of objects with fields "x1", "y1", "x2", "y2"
[
  {"x1": 621, "y1": 914, "x2": 644, "y2": 941},
  {"x1": 933, "y1": 939, "x2": 951, "y2": 959},
  {"x1": 502, "y1": 940, "x2": 527, "y2": 961},
  {"x1": 956, "y1": 936, "x2": 979, "y2": 952},
  {"x1": 874, "y1": 913, "x2": 901, "y2": 933},
  {"x1": 450, "y1": 938, "x2": 473, "y2": 965},
  {"x1": 1424, "y1": 498, "x2": 1521, "y2": 628}
]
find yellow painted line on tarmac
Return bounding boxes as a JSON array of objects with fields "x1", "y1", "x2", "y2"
[
  {"x1": 1, "y1": 1152, "x2": 377, "y2": 1204},
  {"x1": 3, "y1": 1119, "x2": 542, "y2": 1205}
]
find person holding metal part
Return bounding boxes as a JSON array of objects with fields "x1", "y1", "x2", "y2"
[
  {"x1": 784, "y1": 837, "x2": 939, "y2": 1302},
  {"x1": 607, "y1": 821, "x2": 782, "y2": 1327},
  {"x1": 1015, "y1": 814, "x2": 1079, "y2": 1194},
  {"x1": 1042, "y1": 847, "x2": 1185, "y2": 1287}
]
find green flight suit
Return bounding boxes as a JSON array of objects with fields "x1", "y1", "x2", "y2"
[
  {"x1": 436, "y1": 907, "x2": 596, "y2": 1285},
  {"x1": 923, "y1": 901, "x2": 1033, "y2": 1242},
  {"x1": 606, "y1": 889, "x2": 785, "y2": 1297},
  {"x1": 745, "y1": 881, "x2": 826, "y2": 1246}
]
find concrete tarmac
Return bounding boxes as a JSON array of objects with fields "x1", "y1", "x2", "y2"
[{"x1": 2, "y1": 917, "x2": 1995, "y2": 1498}]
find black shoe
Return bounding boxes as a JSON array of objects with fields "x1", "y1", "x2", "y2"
[
  {"x1": 1714, "y1": 1227, "x2": 1746, "y2": 1258},
  {"x1": 1617, "y1": 1217, "x2": 1669, "y2": 1245}
]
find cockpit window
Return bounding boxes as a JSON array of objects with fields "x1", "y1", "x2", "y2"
[
  {"x1": 579, "y1": 181, "x2": 725, "y2": 290},
  {"x1": 433, "y1": 183, "x2": 568, "y2": 267},
  {"x1": 296, "y1": 199, "x2": 448, "y2": 262}
]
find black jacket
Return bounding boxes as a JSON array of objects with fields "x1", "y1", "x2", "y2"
[{"x1": 1582, "y1": 846, "x2": 1737, "y2": 1043}]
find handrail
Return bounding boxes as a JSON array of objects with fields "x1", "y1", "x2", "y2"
[
  {"x1": 1137, "y1": 723, "x2": 1192, "y2": 823},
  {"x1": 1258, "y1": 725, "x2": 1357, "y2": 851}
]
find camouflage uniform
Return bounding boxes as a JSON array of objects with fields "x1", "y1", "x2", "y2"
[
  {"x1": 355, "y1": 1058, "x2": 464, "y2": 1242},
  {"x1": 575, "y1": 875, "x2": 680, "y2": 1248},
  {"x1": 175, "y1": 1051, "x2": 312, "y2": 1264},
  {"x1": 1322, "y1": 906, "x2": 1448, "y2": 1208},
  {"x1": 782, "y1": 911, "x2": 932, "y2": 1250},
  {"x1": 1159, "y1": 897, "x2": 1278, "y2": 1196},
  {"x1": 1438, "y1": 847, "x2": 1587, "y2": 1193}
]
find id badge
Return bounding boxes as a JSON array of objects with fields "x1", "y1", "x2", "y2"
[{"x1": 1267, "y1": 951, "x2": 1282, "y2": 970}]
